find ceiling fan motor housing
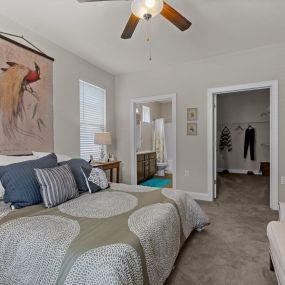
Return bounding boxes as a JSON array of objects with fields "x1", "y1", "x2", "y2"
[{"x1": 143, "y1": 13, "x2": 152, "y2": 21}]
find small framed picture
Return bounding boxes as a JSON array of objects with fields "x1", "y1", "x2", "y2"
[
  {"x1": 187, "y1": 108, "x2": 198, "y2": 121},
  {"x1": 187, "y1": 123, "x2": 198, "y2": 136}
]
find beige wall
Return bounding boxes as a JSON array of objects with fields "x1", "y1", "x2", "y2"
[
  {"x1": 115, "y1": 42, "x2": 285, "y2": 202},
  {"x1": 0, "y1": 15, "x2": 115, "y2": 158},
  {"x1": 160, "y1": 102, "x2": 172, "y2": 122},
  {"x1": 217, "y1": 90, "x2": 270, "y2": 172},
  {"x1": 136, "y1": 102, "x2": 161, "y2": 151},
  {"x1": 136, "y1": 102, "x2": 171, "y2": 151}
]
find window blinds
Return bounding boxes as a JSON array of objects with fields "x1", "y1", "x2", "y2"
[{"x1": 80, "y1": 80, "x2": 106, "y2": 161}]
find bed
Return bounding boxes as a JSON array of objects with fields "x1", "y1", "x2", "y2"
[{"x1": 0, "y1": 183, "x2": 209, "y2": 285}]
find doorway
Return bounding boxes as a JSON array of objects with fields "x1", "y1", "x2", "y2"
[
  {"x1": 216, "y1": 89, "x2": 270, "y2": 205},
  {"x1": 130, "y1": 94, "x2": 176, "y2": 188},
  {"x1": 207, "y1": 81, "x2": 278, "y2": 210}
]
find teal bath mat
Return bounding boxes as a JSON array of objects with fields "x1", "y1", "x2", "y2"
[{"x1": 141, "y1": 178, "x2": 172, "y2": 188}]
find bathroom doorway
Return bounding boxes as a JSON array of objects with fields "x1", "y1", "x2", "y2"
[{"x1": 130, "y1": 94, "x2": 176, "y2": 188}]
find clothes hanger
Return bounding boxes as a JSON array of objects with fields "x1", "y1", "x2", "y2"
[{"x1": 235, "y1": 125, "x2": 244, "y2": 131}]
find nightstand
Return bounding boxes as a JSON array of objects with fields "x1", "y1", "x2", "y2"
[{"x1": 92, "y1": 161, "x2": 121, "y2": 183}]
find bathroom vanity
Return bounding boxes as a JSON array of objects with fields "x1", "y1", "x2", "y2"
[{"x1": 137, "y1": 151, "x2": 156, "y2": 184}]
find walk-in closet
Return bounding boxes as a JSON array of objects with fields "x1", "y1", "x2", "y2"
[{"x1": 216, "y1": 89, "x2": 270, "y2": 206}]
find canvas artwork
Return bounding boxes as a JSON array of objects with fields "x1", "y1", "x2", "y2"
[{"x1": 0, "y1": 35, "x2": 54, "y2": 155}]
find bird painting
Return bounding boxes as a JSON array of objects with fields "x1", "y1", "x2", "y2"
[{"x1": 0, "y1": 61, "x2": 44, "y2": 139}]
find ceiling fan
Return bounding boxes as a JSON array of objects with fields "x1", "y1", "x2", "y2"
[{"x1": 77, "y1": 0, "x2": 192, "y2": 39}]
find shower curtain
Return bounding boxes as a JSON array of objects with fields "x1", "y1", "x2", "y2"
[{"x1": 153, "y1": 118, "x2": 168, "y2": 163}]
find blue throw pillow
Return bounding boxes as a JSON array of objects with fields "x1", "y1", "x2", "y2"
[
  {"x1": 59, "y1": 159, "x2": 92, "y2": 192},
  {"x1": 0, "y1": 153, "x2": 58, "y2": 208}
]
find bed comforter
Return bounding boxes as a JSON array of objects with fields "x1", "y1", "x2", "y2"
[{"x1": 0, "y1": 183, "x2": 209, "y2": 285}]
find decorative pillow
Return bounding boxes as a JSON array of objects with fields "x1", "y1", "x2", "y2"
[
  {"x1": 59, "y1": 159, "x2": 92, "y2": 192},
  {"x1": 0, "y1": 154, "x2": 36, "y2": 200},
  {"x1": 81, "y1": 167, "x2": 102, "y2": 193},
  {"x1": 32, "y1": 151, "x2": 71, "y2": 163},
  {"x1": 35, "y1": 164, "x2": 79, "y2": 208},
  {"x1": 0, "y1": 153, "x2": 58, "y2": 208},
  {"x1": 81, "y1": 167, "x2": 109, "y2": 193}
]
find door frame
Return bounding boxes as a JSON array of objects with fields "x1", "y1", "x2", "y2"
[
  {"x1": 207, "y1": 81, "x2": 279, "y2": 210},
  {"x1": 130, "y1": 93, "x2": 177, "y2": 187}
]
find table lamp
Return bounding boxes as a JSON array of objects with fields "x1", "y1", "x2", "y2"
[{"x1": 94, "y1": 132, "x2": 112, "y2": 162}]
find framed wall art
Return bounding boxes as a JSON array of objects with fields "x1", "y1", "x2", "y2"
[
  {"x1": 187, "y1": 122, "x2": 198, "y2": 136},
  {"x1": 0, "y1": 34, "x2": 54, "y2": 155},
  {"x1": 187, "y1": 108, "x2": 198, "y2": 121}
]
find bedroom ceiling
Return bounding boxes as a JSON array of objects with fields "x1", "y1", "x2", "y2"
[{"x1": 1, "y1": 0, "x2": 285, "y2": 75}]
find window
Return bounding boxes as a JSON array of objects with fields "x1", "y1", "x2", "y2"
[
  {"x1": 142, "y1": 105, "x2": 150, "y2": 123},
  {"x1": 80, "y1": 80, "x2": 106, "y2": 161}
]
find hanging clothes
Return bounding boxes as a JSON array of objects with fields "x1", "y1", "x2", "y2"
[
  {"x1": 153, "y1": 118, "x2": 167, "y2": 163},
  {"x1": 219, "y1": 126, "x2": 232, "y2": 152},
  {"x1": 244, "y1": 126, "x2": 255, "y2": 160}
]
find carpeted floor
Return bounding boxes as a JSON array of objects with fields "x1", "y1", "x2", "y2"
[{"x1": 166, "y1": 173, "x2": 278, "y2": 285}]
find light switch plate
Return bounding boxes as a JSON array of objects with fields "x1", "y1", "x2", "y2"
[
  {"x1": 281, "y1": 177, "x2": 285, "y2": 185},
  {"x1": 184, "y1": 170, "x2": 190, "y2": 177}
]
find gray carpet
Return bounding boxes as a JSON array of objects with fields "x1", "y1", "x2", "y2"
[{"x1": 166, "y1": 174, "x2": 278, "y2": 285}]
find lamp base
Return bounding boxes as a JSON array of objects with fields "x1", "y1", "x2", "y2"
[{"x1": 100, "y1": 145, "x2": 106, "y2": 162}]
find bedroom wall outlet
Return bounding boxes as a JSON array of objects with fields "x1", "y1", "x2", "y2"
[
  {"x1": 184, "y1": 170, "x2": 190, "y2": 177},
  {"x1": 281, "y1": 176, "x2": 285, "y2": 185}
]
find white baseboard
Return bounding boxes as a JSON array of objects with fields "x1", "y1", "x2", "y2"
[
  {"x1": 217, "y1": 168, "x2": 262, "y2": 175},
  {"x1": 187, "y1": 192, "x2": 212, "y2": 202}
]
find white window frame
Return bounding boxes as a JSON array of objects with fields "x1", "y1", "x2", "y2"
[{"x1": 142, "y1": 105, "x2": 151, "y2": 123}]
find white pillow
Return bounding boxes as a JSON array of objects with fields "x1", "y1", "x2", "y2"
[
  {"x1": 32, "y1": 151, "x2": 71, "y2": 163},
  {"x1": 0, "y1": 154, "x2": 36, "y2": 166},
  {"x1": 0, "y1": 183, "x2": 4, "y2": 200}
]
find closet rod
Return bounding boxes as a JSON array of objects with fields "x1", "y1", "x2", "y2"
[{"x1": 218, "y1": 121, "x2": 269, "y2": 125}]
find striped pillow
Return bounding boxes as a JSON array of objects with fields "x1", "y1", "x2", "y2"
[{"x1": 35, "y1": 165, "x2": 79, "y2": 208}]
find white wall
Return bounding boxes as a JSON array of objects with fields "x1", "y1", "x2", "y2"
[
  {"x1": 115, "y1": 42, "x2": 285, "y2": 202},
  {"x1": 217, "y1": 90, "x2": 270, "y2": 173},
  {"x1": 0, "y1": 15, "x2": 115, "y2": 158}
]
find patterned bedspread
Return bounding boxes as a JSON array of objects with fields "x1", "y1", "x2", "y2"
[{"x1": 0, "y1": 184, "x2": 209, "y2": 285}]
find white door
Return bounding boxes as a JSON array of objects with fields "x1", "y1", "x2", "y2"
[{"x1": 213, "y1": 94, "x2": 218, "y2": 199}]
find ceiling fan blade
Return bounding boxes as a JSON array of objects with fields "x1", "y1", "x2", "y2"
[
  {"x1": 160, "y1": 2, "x2": 192, "y2": 31},
  {"x1": 121, "y1": 14, "x2": 140, "y2": 39},
  {"x1": 77, "y1": 0, "x2": 128, "y2": 3}
]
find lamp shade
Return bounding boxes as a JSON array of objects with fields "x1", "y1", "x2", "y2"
[
  {"x1": 131, "y1": 0, "x2": 163, "y2": 19},
  {"x1": 94, "y1": 132, "x2": 112, "y2": 145}
]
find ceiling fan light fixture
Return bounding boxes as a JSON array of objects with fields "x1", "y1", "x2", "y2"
[{"x1": 131, "y1": 0, "x2": 163, "y2": 20}]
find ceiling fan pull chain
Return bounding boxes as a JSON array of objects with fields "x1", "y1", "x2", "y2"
[{"x1": 146, "y1": 19, "x2": 152, "y2": 61}]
